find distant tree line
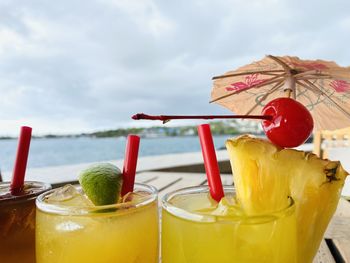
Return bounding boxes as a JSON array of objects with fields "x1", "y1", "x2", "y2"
[
  {"x1": 89, "y1": 121, "x2": 246, "y2": 138},
  {"x1": 90, "y1": 128, "x2": 144, "y2": 138},
  {"x1": 0, "y1": 121, "x2": 262, "y2": 139}
]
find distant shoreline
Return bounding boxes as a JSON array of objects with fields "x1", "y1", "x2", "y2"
[
  {"x1": 0, "y1": 133, "x2": 264, "y2": 140},
  {"x1": 0, "y1": 120, "x2": 264, "y2": 140}
]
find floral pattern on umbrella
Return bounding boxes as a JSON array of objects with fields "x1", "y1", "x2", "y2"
[
  {"x1": 330, "y1": 80, "x2": 350, "y2": 93},
  {"x1": 225, "y1": 74, "x2": 268, "y2": 92},
  {"x1": 290, "y1": 62, "x2": 329, "y2": 71}
]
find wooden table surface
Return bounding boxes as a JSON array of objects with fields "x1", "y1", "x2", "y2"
[{"x1": 133, "y1": 171, "x2": 350, "y2": 263}]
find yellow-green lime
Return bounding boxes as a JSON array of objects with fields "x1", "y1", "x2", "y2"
[{"x1": 78, "y1": 163, "x2": 123, "y2": 206}]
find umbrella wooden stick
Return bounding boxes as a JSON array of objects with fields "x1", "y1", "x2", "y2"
[
  {"x1": 294, "y1": 69, "x2": 349, "y2": 78},
  {"x1": 297, "y1": 75, "x2": 350, "y2": 82},
  {"x1": 212, "y1": 70, "x2": 284, "y2": 80},
  {"x1": 210, "y1": 74, "x2": 286, "y2": 103},
  {"x1": 285, "y1": 89, "x2": 292, "y2": 98},
  {"x1": 294, "y1": 70, "x2": 333, "y2": 78},
  {"x1": 297, "y1": 76, "x2": 332, "y2": 80},
  {"x1": 296, "y1": 74, "x2": 333, "y2": 80},
  {"x1": 283, "y1": 76, "x2": 297, "y2": 99},
  {"x1": 294, "y1": 70, "x2": 319, "y2": 77},
  {"x1": 296, "y1": 80, "x2": 321, "y2": 95},
  {"x1": 132, "y1": 113, "x2": 273, "y2": 123},
  {"x1": 245, "y1": 80, "x2": 285, "y2": 115},
  {"x1": 302, "y1": 79, "x2": 350, "y2": 119},
  {"x1": 259, "y1": 72, "x2": 285, "y2": 76},
  {"x1": 267, "y1": 55, "x2": 292, "y2": 72}
]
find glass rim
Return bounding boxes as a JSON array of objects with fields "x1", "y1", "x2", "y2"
[
  {"x1": 0, "y1": 181, "x2": 52, "y2": 203},
  {"x1": 162, "y1": 185, "x2": 295, "y2": 224},
  {"x1": 36, "y1": 183, "x2": 158, "y2": 215}
]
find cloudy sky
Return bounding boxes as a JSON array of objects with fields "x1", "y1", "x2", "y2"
[{"x1": 0, "y1": 0, "x2": 350, "y2": 135}]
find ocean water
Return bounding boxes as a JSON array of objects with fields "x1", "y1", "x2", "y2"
[{"x1": 0, "y1": 136, "x2": 231, "y2": 172}]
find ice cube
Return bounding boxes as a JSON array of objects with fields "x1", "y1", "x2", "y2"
[
  {"x1": 167, "y1": 206, "x2": 216, "y2": 223},
  {"x1": 210, "y1": 196, "x2": 244, "y2": 217},
  {"x1": 121, "y1": 191, "x2": 149, "y2": 204},
  {"x1": 45, "y1": 185, "x2": 93, "y2": 207},
  {"x1": 171, "y1": 192, "x2": 218, "y2": 212},
  {"x1": 45, "y1": 185, "x2": 78, "y2": 201},
  {"x1": 168, "y1": 192, "x2": 216, "y2": 222}
]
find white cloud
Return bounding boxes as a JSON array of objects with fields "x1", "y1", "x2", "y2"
[
  {"x1": 0, "y1": 118, "x2": 91, "y2": 136},
  {"x1": 98, "y1": 0, "x2": 175, "y2": 37}
]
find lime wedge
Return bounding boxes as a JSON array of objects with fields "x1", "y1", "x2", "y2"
[{"x1": 78, "y1": 163, "x2": 123, "y2": 206}]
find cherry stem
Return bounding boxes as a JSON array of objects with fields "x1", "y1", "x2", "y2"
[{"x1": 132, "y1": 113, "x2": 273, "y2": 123}]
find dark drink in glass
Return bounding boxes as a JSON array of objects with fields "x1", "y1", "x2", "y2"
[{"x1": 0, "y1": 181, "x2": 51, "y2": 263}]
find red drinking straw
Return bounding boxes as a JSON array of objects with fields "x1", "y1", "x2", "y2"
[
  {"x1": 121, "y1": 135, "x2": 140, "y2": 196},
  {"x1": 198, "y1": 124, "x2": 224, "y2": 202},
  {"x1": 10, "y1": 126, "x2": 32, "y2": 195}
]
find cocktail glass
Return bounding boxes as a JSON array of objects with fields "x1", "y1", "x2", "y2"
[
  {"x1": 162, "y1": 186, "x2": 297, "y2": 263},
  {"x1": 36, "y1": 183, "x2": 159, "y2": 263},
  {"x1": 0, "y1": 181, "x2": 51, "y2": 263}
]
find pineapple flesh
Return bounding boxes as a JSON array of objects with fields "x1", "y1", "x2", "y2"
[{"x1": 226, "y1": 135, "x2": 348, "y2": 263}]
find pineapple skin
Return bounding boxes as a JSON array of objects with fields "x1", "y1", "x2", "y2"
[{"x1": 226, "y1": 135, "x2": 349, "y2": 263}]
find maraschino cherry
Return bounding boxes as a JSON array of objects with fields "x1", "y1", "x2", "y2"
[{"x1": 261, "y1": 97, "x2": 314, "y2": 148}]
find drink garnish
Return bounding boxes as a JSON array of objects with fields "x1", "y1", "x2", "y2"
[
  {"x1": 261, "y1": 97, "x2": 314, "y2": 148},
  {"x1": 132, "y1": 96, "x2": 315, "y2": 149},
  {"x1": 79, "y1": 163, "x2": 123, "y2": 206},
  {"x1": 226, "y1": 135, "x2": 348, "y2": 263}
]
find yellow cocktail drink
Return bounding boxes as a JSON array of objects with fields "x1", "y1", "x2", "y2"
[
  {"x1": 162, "y1": 186, "x2": 296, "y2": 263},
  {"x1": 36, "y1": 183, "x2": 158, "y2": 263}
]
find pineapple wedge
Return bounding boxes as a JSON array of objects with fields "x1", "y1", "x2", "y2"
[{"x1": 226, "y1": 135, "x2": 348, "y2": 263}]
